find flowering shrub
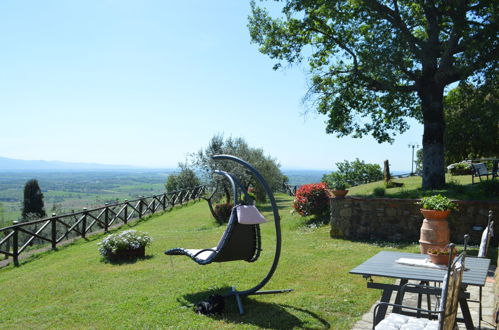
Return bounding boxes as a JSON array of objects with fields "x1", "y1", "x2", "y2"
[
  {"x1": 98, "y1": 230, "x2": 152, "y2": 258},
  {"x1": 293, "y1": 183, "x2": 330, "y2": 217}
]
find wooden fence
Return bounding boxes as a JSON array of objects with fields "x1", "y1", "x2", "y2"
[{"x1": 0, "y1": 186, "x2": 205, "y2": 266}]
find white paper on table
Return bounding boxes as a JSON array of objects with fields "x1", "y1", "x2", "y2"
[{"x1": 395, "y1": 257, "x2": 448, "y2": 270}]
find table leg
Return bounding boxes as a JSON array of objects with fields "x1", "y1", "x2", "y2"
[
  {"x1": 392, "y1": 279, "x2": 408, "y2": 314},
  {"x1": 459, "y1": 292, "x2": 474, "y2": 330},
  {"x1": 374, "y1": 288, "x2": 396, "y2": 326}
]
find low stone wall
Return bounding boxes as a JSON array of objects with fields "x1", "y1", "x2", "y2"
[{"x1": 330, "y1": 197, "x2": 499, "y2": 245}]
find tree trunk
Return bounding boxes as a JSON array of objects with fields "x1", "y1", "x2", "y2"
[{"x1": 420, "y1": 81, "x2": 446, "y2": 190}]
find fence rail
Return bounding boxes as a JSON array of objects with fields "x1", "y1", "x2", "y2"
[{"x1": 0, "y1": 186, "x2": 205, "y2": 266}]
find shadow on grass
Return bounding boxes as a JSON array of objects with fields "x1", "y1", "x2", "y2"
[
  {"x1": 256, "y1": 196, "x2": 292, "y2": 214},
  {"x1": 101, "y1": 255, "x2": 154, "y2": 265},
  {"x1": 180, "y1": 288, "x2": 330, "y2": 329}
]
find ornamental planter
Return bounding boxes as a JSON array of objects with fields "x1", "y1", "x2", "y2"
[
  {"x1": 330, "y1": 189, "x2": 349, "y2": 199},
  {"x1": 107, "y1": 246, "x2": 145, "y2": 261},
  {"x1": 419, "y1": 209, "x2": 451, "y2": 254},
  {"x1": 427, "y1": 251, "x2": 455, "y2": 265}
]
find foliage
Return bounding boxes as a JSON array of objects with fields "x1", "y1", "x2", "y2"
[
  {"x1": 418, "y1": 194, "x2": 458, "y2": 211},
  {"x1": 373, "y1": 187, "x2": 386, "y2": 197},
  {"x1": 192, "y1": 134, "x2": 285, "y2": 203},
  {"x1": 447, "y1": 162, "x2": 473, "y2": 176},
  {"x1": 248, "y1": 0, "x2": 498, "y2": 189},
  {"x1": 213, "y1": 203, "x2": 233, "y2": 224},
  {"x1": 478, "y1": 180, "x2": 499, "y2": 197},
  {"x1": 293, "y1": 183, "x2": 330, "y2": 217},
  {"x1": 22, "y1": 179, "x2": 46, "y2": 220},
  {"x1": 98, "y1": 230, "x2": 152, "y2": 258},
  {"x1": 322, "y1": 159, "x2": 382, "y2": 187},
  {"x1": 444, "y1": 71, "x2": 499, "y2": 164},
  {"x1": 165, "y1": 162, "x2": 200, "y2": 192},
  {"x1": 326, "y1": 179, "x2": 348, "y2": 190}
]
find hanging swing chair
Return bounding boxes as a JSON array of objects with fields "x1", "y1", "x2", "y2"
[{"x1": 165, "y1": 155, "x2": 292, "y2": 314}]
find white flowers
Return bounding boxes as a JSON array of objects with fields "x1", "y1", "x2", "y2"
[{"x1": 98, "y1": 230, "x2": 152, "y2": 257}]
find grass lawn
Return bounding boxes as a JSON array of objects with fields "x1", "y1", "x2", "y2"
[
  {"x1": 348, "y1": 174, "x2": 498, "y2": 200},
  {"x1": 0, "y1": 194, "x2": 425, "y2": 329}
]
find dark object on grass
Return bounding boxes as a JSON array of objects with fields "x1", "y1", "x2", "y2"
[{"x1": 195, "y1": 294, "x2": 225, "y2": 315}]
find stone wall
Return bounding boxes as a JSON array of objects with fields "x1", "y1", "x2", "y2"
[{"x1": 330, "y1": 197, "x2": 499, "y2": 245}]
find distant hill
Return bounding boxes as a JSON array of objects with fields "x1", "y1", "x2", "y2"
[{"x1": 0, "y1": 156, "x2": 143, "y2": 171}]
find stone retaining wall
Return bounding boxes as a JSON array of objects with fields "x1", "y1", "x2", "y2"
[{"x1": 330, "y1": 197, "x2": 499, "y2": 245}]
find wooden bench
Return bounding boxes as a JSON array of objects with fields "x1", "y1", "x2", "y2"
[{"x1": 471, "y1": 163, "x2": 493, "y2": 184}]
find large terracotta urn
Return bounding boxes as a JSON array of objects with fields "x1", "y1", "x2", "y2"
[{"x1": 419, "y1": 209, "x2": 451, "y2": 254}]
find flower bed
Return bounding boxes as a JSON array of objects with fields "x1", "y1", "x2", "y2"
[{"x1": 98, "y1": 230, "x2": 152, "y2": 261}]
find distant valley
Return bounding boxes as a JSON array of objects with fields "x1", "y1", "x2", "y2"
[{"x1": 0, "y1": 157, "x2": 328, "y2": 227}]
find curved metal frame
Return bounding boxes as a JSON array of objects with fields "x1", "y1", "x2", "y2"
[{"x1": 212, "y1": 155, "x2": 291, "y2": 314}]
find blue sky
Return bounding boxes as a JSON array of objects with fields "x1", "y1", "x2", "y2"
[{"x1": 0, "y1": 1, "x2": 423, "y2": 171}]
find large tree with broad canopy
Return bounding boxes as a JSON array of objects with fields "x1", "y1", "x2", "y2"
[{"x1": 248, "y1": 0, "x2": 498, "y2": 189}]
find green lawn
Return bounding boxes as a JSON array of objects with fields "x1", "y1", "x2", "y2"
[
  {"x1": 348, "y1": 174, "x2": 498, "y2": 200},
  {"x1": 0, "y1": 195, "x2": 422, "y2": 329}
]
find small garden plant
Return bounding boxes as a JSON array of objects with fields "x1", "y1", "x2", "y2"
[
  {"x1": 98, "y1": 230, "x2": 152, "y2": 259},
  {"x1": 418, "y1": 194, "x2": 458, "y2": 211},
  {"x1": 427, "y1": 246, "x2": 457, "y2": 255}
]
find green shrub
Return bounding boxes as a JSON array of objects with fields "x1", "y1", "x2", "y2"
[
  {"x1": 214, "y1": 203, "x2": 234, "y2": 224},
  {"x1": 322, "y1": 158, "x2": 382, "y2": 187},
  {"x1": 98, "y1": 230, "x2": 152, "y2": 258},
  {"x1": 323, "y1": 178, "x2": 349, "y2": 190},
  {"x1": 293, "y1": 183, "x2": 330, "y2": 217},
  {"x1": 417, "y1": 194, "x2": 458, "y2": 211},
  {"x1": 478, "y1": 180, "x2": 499, "y2": 197},
  {"x1": 373, "y1": 187, "x2": 386, "y2": 197}
]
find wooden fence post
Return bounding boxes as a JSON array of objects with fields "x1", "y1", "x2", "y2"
[
  {"x1": 162, "y1": 193, "x2": 166, "y2": 211},
  {"x1": 138, "y1": 197, "x2": 143, "y2": 218},
  {"x1": 124, "y1": 200, "x2": 128, "y2": 224},
  {"x1": 82, "y1": 208, "x2": 87, "y2": 239},
  {"x1": 104, "y1": 203, "x2": 109, "y2": 232},
  {"x1": 51, "y1": 213, "x2": 57, "y2": 249},
  {"x1": 12, "y1": 221, "x2": 19, "y2": 266},
  {"x1": 151, "y1": 197, "x2": 156, "y2": 213}
]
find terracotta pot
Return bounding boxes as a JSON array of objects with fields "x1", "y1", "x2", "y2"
[
  {"x1": 427, "y1": 252, "x2": 455, "y2": 265},
  {"x1": 419, "y1": 209, "x2": 450, "y2": 254},
  {"x1": 331, "y1": 189, "x2": 349, "y2": 199},
  {"x1": 420, "y1": 209, "x2": 451, "y2": 220}
]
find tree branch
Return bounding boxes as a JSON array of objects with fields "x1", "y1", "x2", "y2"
[{"x1": 363, "y1": 0, "x2": 423, "y2": 58}]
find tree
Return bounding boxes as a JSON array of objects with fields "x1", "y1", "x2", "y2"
[
  {"x1": 248, "y1": 0, "x2": 498, "y2": 189},
  {"x1": 165, "y1": 163, "x2": 201, "y2": 192},
  {"x1": 444, "y1": 70, "x2": 499, "y2": 164},
  {"x1": 192, "y1": 134, "x2": 285, "y2": 203},
  {"x1": 322, "y1": 158, "x2": 383, "y2": 187},
  {"x1": 22, "y1": 179, "x2": 46, "y2": 219}
]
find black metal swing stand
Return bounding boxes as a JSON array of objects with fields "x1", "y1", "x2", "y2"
[{"x1": 165, "y1": 154, "x2": 293, "y2": 315}]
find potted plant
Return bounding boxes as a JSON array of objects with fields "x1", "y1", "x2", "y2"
[
  {"x1": 418, "y1": 194, "x2": 458, "y2": 220},
  {"x1": 427, "y1": 246, "x2": 457, "y2": 265},
  {"x1": 329, "y1": 179, "x2": 350, "y2": 199},
  {"x1": 98, "y1": 230, "x2": 152, "y2": 261},
  {"x1": 417, "y1": 194, "x2": 458, "y2": 254}
]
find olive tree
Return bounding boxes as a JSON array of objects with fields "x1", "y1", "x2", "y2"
[{"x1": 192, "y1": 134, "x2": 285, "y2": 203}]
